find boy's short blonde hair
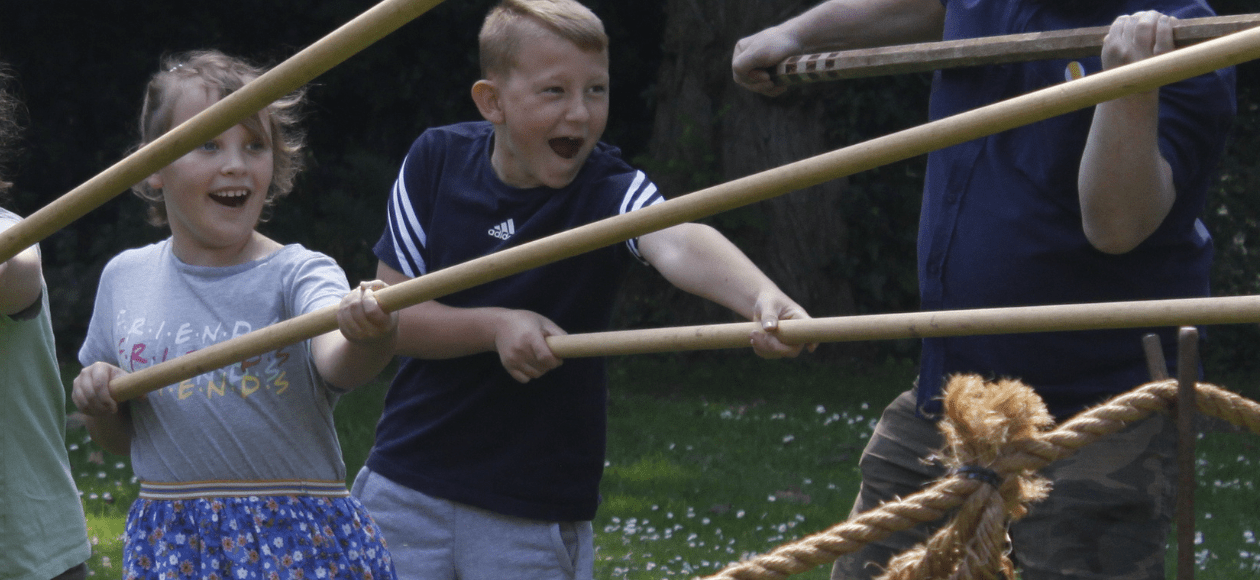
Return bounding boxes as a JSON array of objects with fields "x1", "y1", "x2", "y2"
[
  {"x1": 132, "y1": 50, "x2": 306, "y2": 227},
  {"x1": 479, "y1": 0, "x2": 608, "y2": 78}
]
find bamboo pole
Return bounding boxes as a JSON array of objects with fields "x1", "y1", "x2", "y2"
[
  {"x1": 0, "y1": 0, "x2": 446, "y2": 265},
  {"x1": 772, "y1": 13, "x2": 1260, "y2": 85},
  {"x1": 106, "y1": 24, "x2": 1260, "y2": 402},
  {"x1": 546, "y1": 296, "x2": 1260, "y2": 358}
]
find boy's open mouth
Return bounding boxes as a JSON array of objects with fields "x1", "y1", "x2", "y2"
[
  {"x1": 209, "y1": 189, "x2": 251, "y2": 208},
  {"x1": 549, "y1": 137, "x2": 583, "y2": 160}
]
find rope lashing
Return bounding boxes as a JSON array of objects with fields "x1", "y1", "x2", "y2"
[
  {"x1": 875, "y1": 376, "x2": 1052, "y2": 580},
  {"x1": 703, "y1": 377, "x2": 1260, "y2": 580},
  {"x1": 949, "y1": 466, "x2": 1002, "y2": 489}
]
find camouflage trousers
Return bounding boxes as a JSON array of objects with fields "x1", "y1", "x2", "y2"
[{"x1": 831, "y1": 389, "x2": 1176, "y2": 580}]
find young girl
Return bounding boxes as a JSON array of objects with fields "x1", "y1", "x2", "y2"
[
  {"x1": 1, "y1": 65, "x2": 93, "y2": 580},
  {"x1": 72, "y1": 51, "x2": 398, "y2": 579}
]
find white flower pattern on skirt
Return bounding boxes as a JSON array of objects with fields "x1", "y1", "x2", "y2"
[{"x1": 121, "y1": 495, "x2": 395, "y2": 579}]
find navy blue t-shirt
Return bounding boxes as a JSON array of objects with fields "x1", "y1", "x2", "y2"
[
  {"x1": 917, "y1": 0, "x2": 1236, "y2": 419},
  {"x1": 369, "y1": 121, "x2": 663, "y2": 521}
]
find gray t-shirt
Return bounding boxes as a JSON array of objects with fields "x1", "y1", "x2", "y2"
[{"x1": 79, "y1": 240, "x2": 351, "y2": 482}]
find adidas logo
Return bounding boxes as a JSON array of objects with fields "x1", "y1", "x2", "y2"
[{"x1": 488, "y1": 218, "x2": 516, "y2": 240}]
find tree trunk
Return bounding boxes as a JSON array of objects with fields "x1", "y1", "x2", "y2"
[{"x1": 620, "y1": 0, "x2": 860, "y2": 358}]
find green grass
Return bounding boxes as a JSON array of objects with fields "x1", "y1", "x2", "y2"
[
  {"x1": 1180, "y1": 430, "x2": 1260, "y2": 577},
  {"x1": 595, "y1": 355, "x2": 897, "y2": 578},
  {"x1": 66, "y1": 355, "x2": 1260, "y2": 578},
  {"x1": 65, "y1": 428, "x2": 132, "y2": 573}
]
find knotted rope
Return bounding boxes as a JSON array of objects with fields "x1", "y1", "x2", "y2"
[{"x1": 703, "y1": 376, "x2": 1260, "y2": 580}]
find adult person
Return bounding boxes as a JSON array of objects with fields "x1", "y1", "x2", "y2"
[{"x1": 733, "y1": 2, "x2": 1236, "y2": 579}]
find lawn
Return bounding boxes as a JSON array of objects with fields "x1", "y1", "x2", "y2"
[{"x1": 66, "y1": 355, "x2": 1260, "y2": 578}]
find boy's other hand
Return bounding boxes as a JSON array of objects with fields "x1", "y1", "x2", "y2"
[
  {"x1": 750, "y1": 293, "x2": 816, "y2": 359},
  {"x1": 495, "y1": 309, "x2": 566, "y2": 383},
  {"x1": 1101, "y1": 11, "x2": 1175, "y2": 71},
  {"x1": 72, "y1": 362, "x2": 127, "y2": 416},
  {"x1": 339, "y1": 280, "x2": 399, "y2": 345}
]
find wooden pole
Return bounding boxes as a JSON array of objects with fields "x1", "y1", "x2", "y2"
[
  {"x1": 106, "y1": 24, "x2": 1260, "y2": 402},
  {"x1": 0, "y1": 0, "x2": 446, "y2": 265},
  {"x1": 547, "y1": 296, "x2": 1260, "y2": 358},
  {"x1": 772, "y1": 13, "x2": 1260, "y2": 85},
  {"x1": 1175, "y1": 327, "x2": 1199, "y2": 580},
  {"x1": 1141, "y1": 333, "x2": 1170, "y2": 381}
]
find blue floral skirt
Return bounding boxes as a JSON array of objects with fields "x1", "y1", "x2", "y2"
[{"x1": 122, "y1": 481, "x2": 395, "y2": 580}]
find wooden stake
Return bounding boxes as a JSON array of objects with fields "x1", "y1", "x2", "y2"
[
  {"x1": 106, "y1": 24, "x2": 1260, "y2": 402},
  {"x1": 547, "y1": 296, "x2": 1260, "y2": 358},
  {"x1": 772, "y1": 13, "x2": 1260, "y2": 85},
  {"x1": 0, "y1": 0, "x2": 446, "y2": 265},
  {"x1": 1142, "y1": 333, "x2": 1170, "y2": 381},
  {"x1": 1175, "y1": 327, "x2": 1199, "y2": 580}
]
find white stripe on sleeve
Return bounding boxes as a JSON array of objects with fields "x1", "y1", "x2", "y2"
[
  {"x1": 388, "y1": 156, "x2": 428, "y2": 277},
  {"x1": 619, "y1": 171, "x2": 648, "y2": 215}
]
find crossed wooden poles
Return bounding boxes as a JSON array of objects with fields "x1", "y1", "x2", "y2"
[{"x1": 3, "y1": 5, "x2": 1260, "y2": 405}]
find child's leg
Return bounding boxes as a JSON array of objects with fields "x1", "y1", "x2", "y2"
[
  {"x1": 352, "y1": 466, "x2": 457, "y2": 580},
  {"x1": 455, "y1": 510, "x2": 593, "y2": 580},
  {"x1": 352, "y1": 466, "x2": 593, "y2": 580}
]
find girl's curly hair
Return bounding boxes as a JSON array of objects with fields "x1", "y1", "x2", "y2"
[{"x1": 132, "y1": 50, "x2": 306, "y2": 226}]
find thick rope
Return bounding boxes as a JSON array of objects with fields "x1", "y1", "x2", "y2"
[
  {"x1": 703, "y1": 378, "x2": 1260, "y2": 580},
  {"x1": 876, "y1": 376, "x2": 1051, "y2": 580}
]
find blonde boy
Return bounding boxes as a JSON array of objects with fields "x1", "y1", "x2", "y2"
[{"x1": 351, "y1": 1, "x2": 812, "y2": 578}]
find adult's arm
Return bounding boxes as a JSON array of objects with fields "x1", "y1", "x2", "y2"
[
  {"x1": 732, "y1": 0, "x2": 947, "y2": 96},
  {"x1": 1079, "y1": 11, "x2": 1178, "y2": 254}
]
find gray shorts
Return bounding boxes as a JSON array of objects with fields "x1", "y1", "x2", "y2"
[
  {"x1": 351, "y1": 466, "x2": 595, "y2": 580},
  {"x1": 832, "y1": 388, "x2": 1177, "y2": 580}
]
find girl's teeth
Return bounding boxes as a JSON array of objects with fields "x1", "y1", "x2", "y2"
[{"x1": 210, "y1": 190, "x2": 250, "y2": 207}]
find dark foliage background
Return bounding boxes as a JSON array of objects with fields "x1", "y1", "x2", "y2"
[
  {"x1": 0, "y1": 0, "x2": 662, "y2": 357},
  {"x1": 2, "y1": 0, "x2": 1259, "y2": 378}
]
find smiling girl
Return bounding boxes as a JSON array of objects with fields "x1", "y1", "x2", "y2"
[{"x1": 71, "y1": 51, "x2": 398, "y2": 579}]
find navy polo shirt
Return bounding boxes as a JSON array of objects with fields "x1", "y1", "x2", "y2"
[
  {"x1": 369, "y1": 121, "x2": 664, "y2": 521},
  {"x1": 917, "y1": 0, "x2": 1235, "y2": 419}
]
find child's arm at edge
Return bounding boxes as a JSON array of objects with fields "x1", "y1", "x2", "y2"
[
  {"x1": 71, "y1": 362, "x2": 133, "y2": 456},
  {"x1": 311, "y1": 281, "x2": 399, "y2": 390},
  {"x1": 0, "y1": 241, "x2": 42, "y2": 316},
  {"x1": 376, "y1": 262, "x2": 565, "y2": 384},
  {"x1": 638, "y1": 222, "x2": 815, "y2": 358}
]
